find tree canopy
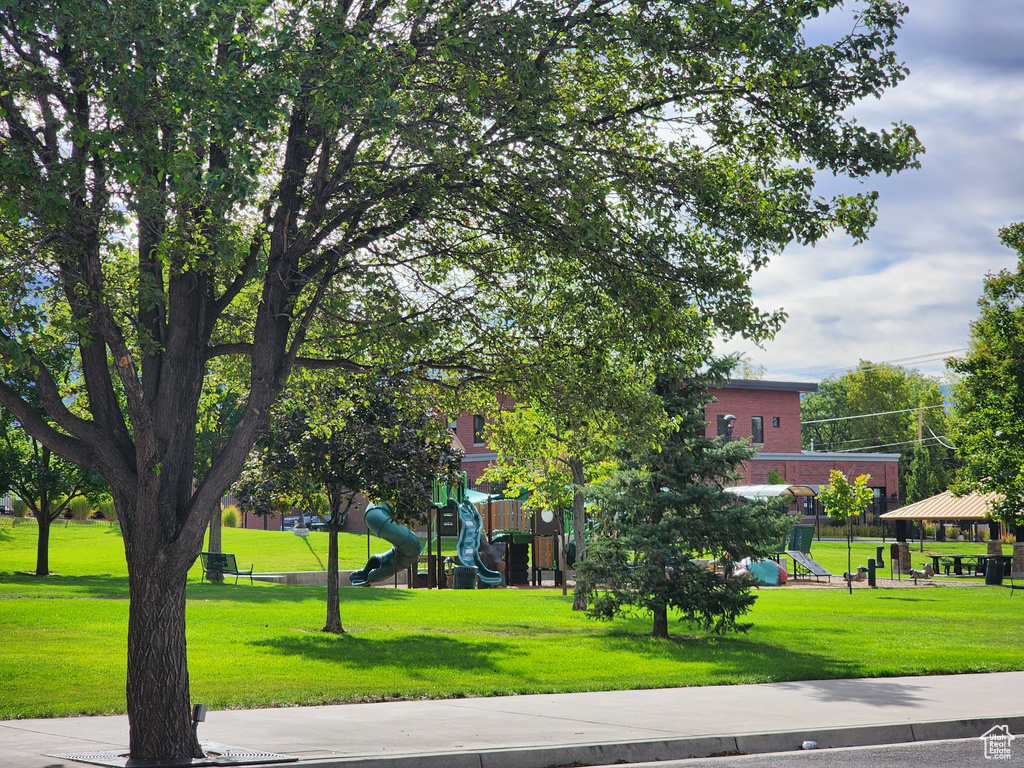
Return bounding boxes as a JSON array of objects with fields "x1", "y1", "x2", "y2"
[
  {"x1": 948, "y1": 223, "x2": 1024, "y2": 527},
  {"x1": 800, "y1": 360, "x2": 951, "y2": 499},
  {"x1": 0, "y1": 0, "x2": 920, "y2": 759}
]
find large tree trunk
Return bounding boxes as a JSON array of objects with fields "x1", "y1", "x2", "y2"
[
  {"x1": 570, "y1": 457, "x2": 588, "y2": 611},
  {"x1": 323, "y1": 522, "x2": 344, "y2": 634},
  {"x1": 35, "y1": 511, "x2": 51, "y2": 576},
  {"x1": 125, "y1": 542, "x2": 203, "y2": 760}
]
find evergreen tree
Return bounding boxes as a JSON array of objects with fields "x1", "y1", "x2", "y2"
[{"x1": 580, "y1": 359, "x2": 788, "y2": 638}]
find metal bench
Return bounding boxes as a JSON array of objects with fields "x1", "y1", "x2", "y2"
[
  {"x1": 1010, "y1": 571, "x2": 1024, "y2": 595},
  {"x1": 200, "y1": 552, "x2": 254, "y2": 585}
]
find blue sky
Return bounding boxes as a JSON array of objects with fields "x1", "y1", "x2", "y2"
[{"x1": 716, "y1": 1, "x2": 1024, "y2": 382}]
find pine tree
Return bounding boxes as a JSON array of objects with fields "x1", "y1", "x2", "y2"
[{"x1": 580, "y1": 359, "x2": 788, "y2": 638}]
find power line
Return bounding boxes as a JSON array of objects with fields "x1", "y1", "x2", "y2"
[
  {"x1": 825, "y1": 435, "x2": 950, "y2": 453},
  {"x1": 928, "y1": 424, "x2": 956, "y2": 450},
  {"x1": 801, "y1": 404, "x2": 945, "y2": 425},
  {"x1": 762, "y1": 349, "x2": 967, "y2": 382}
]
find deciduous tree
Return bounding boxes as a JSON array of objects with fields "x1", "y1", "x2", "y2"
[
  {"x1": 0, "y1": 348, "x2": 107, "y2": 576},
  {"x1": 236, "y1": 375, "x2": 461, "y2": 633},
  {"x1": 0, "y1": 0, "x2": 921, "y2": 758},
  {"x1": 801, "y1": 362, "x2": 951, "y2": 499},
  {"x1": 948, "y1": 223, "x2": 1024, "y2": 529},
  {"x1": 817, "y1": 469, "x2": 872, "y2": 593}
]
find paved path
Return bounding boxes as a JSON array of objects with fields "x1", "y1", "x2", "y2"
[{"x1": 2, "y1": 671, "x2": 1022, "y2": 768}]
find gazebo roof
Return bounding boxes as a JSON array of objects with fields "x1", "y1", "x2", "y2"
[{"x1": 879, "y1": 489, "x2": 1001, "y2": 521}]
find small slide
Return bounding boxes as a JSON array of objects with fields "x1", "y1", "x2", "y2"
[
  {"x1": 350, "y1": 504, "x2": 422, "y2": 586},
  {"x1": 450, "y1": 498, "x2": 504, "y2": 586}
]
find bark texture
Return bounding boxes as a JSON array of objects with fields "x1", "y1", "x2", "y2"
[
  {"x1": 125, "y1": 547, "x2": 203, "y2": 760},
  {"x1": 570, "y1": 457, "x2": 589, "y2": 612}
]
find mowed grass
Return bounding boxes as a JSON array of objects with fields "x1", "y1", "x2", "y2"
[
  {"x1": 1, "y1": 517, "x2": 995, "y2": 581},
  {"x1": 2, "y1": 521, "x2": 1022, "y2": 720},
  {"x1": 0, "y1": 518, "x2": 456, "y2": 579}
]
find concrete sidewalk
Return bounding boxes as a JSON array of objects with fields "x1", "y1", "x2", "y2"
[{"x1": 3, "y1": 671, "x2": 1022, "y2": 768}]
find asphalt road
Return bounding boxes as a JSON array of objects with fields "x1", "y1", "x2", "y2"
[{"x1": 596, "y1": 738, "x2": 1015, "y2": 768}]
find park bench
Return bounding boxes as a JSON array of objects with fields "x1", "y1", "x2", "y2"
[
  {"x1": 1010, "y1": 571, "x2": 1024, "y2": 595},
  {"x1": 200, "y1": 552, "x2": 254, "y2": 585}
]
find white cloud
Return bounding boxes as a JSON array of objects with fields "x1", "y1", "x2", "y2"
[{"x1": 717, "y1": 4, "x2": 1024, "y2": 381}]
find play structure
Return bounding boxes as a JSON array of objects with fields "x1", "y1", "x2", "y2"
[
  {"x1": 350, "y1": 473, "x2": 561, "y2": 589},
  {"x1": 350, "y1": 503, "x2": 422, "y2": 587},
  {"x1": 450, "y1": 497, "x2": 504, "y2": 586}
]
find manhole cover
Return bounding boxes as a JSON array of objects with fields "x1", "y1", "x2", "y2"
[{"x1": 47, "y1": 742, "x2": 297, "y2": 767}]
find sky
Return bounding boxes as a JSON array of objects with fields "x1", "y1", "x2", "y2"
[{"x1": 716, "y1": 1, "x2": 1024, "y2": 383}]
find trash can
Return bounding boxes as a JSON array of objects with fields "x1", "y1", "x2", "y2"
[
  {"x1": 453, "y1": 565, "x2": 477, "y2": 589},
  {"x1": 985, "y1": 559, "x2": 1003, "y2": 585}
]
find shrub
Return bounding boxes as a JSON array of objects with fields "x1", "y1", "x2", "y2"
[
  {"x1": 11, "y1": 498, "x2": 28, "y2": 517},
  {"x1": 66, "y1": 496, "x2": 92, "y2": 520},
  {"x1": 94, "y1": 499, "x2": 117, "y2": 521},
  {"x1": 815, "y1": 524, "x2": 884, "y2": 539},
  {"x1": 221, "y1": 505, "x2": 239, "y2": 528}
]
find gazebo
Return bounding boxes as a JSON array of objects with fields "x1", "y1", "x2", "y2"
[{"x1": 879, "y1": 489, "x2": 1002, "y2": 544}]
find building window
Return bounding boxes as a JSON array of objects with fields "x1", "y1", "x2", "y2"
[
  {"x1": 473, "y1": 414, "x2": 486, "y2": 445},
  {"x1": 772, "y1": 416, "x2": 780, "y2": 428},
  {"x1": 716, "y1": 414, "x2": 736, "y2": 441},
  {"x1": 751, "y1": 416, "x2": 764, "y2": 444},
  {"x1": 448, "y1": 418, "x2": 457, "y2": 431}
]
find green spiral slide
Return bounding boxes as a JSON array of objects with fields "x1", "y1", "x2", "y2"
[
  {"x1": 350, "y1": 503, "x2": 422, "y2": 587},
  {"x1": 452, "y1": 498, "x2": 504, "y2": 586}
]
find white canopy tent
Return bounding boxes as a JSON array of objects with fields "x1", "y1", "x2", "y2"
[{"x1": 725, "y1": 484, "x2": 818, "y2": 499}]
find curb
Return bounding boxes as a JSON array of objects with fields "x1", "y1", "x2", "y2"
[{"x1": 287, "y1": 715, "x2": 1024, "y2": 768}]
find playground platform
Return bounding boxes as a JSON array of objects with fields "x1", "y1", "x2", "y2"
[{"x1": 3, "y1": 671, "x2": 1023, "y2": 768}]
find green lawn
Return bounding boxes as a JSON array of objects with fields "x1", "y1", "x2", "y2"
[
  {"x1": 0, "y1": 518, "x2": 457, "y2": 578},
  {"x1": 2, "y1": 520, "x2": 1020, "y2": 720},
  {"x1": 0, "y1": 517, "x2": 995, "y2": 581}
]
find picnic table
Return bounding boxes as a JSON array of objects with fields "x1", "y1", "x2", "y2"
[
  {"x1": 926, "y1": 553, "x2": 971, "y2": 576},
  {"x1": 926, "y1": 553, "x2": 1013, "y2": 578}
]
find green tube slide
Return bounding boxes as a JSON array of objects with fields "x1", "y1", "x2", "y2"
[
  {"x1": 452, "y1": 498, "x2": 504, "y2": 586},
  {"x1": 350, "y1": 504, "x2": 422, "y2": 587}
]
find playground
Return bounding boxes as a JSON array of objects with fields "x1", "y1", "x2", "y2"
[{"x1": 345, "y1": 474, "x2": 564, "y2": 591}]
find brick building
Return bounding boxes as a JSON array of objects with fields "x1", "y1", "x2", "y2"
[{"x1": 706, "y1": 380, "x2": 900, "y2": 517}]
